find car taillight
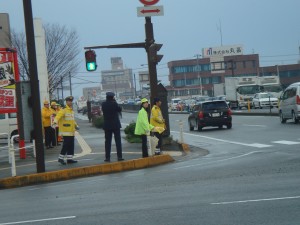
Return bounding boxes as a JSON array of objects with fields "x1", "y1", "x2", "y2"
[
  {"x1": 297, "y1": 95, "x2": 300, "y2": 105},
  {"x1": 198, "y1": 111, "x2": 204, "y2": 119},
  {"x1": 227, "y1": 108, "x2": 232, "y2": 116}
]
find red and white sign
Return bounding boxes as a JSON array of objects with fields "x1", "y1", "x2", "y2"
[
  {"x1": 137, "y1": 5, "x2": 164, "y2": 17},
  {"x1": 139, "y1": 0, "x2": 159, "y2": 6},
  {"x1": 0, "y1": 48, "x2": 19, "y2": 113}
]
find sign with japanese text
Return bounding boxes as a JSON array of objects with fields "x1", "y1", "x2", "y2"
[
  {"x1": 0, "y1": 48, "x2": 19, "y2": 113},
  {"x1": 202, "y1": 45, "x2": 244, "y2": 58}
]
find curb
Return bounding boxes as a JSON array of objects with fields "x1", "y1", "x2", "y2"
[
  {"x1": 180, "y1": 143, "x2": 190, "y2": 153},
  {"x1": 0, "y1": 154, "x2": 174, "y2": 189}
]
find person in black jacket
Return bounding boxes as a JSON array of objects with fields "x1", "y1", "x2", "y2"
[{"x1": 101, "y1": 92, "x2": 123, "y2": 162}]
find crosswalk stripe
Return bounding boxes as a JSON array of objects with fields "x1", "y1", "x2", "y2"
[{"x1": 272, "y1": 140, "x2": 300, "y2": 145}]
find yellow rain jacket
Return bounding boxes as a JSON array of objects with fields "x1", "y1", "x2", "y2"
[
  {"x1": 54, "y1": 105, "x2": 77, "y2": 136},
  {"x1": 150, "y1": 105, "x2": 165, "y2": 129},
  {"x1": 41, "y1": 107, "x2": 53, "y2": 127}
]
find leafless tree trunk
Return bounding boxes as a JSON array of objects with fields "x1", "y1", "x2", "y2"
[{"x1": 11, "y1": 23, "x2": 80, "y2": 96}]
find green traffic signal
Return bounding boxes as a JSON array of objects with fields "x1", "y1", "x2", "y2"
[
  {"x1": 85, "y1": 50, "x2": 97, "y2": 71},
  {"x1": 86, "y1": 62, "x2": 97, "y2": 71}
]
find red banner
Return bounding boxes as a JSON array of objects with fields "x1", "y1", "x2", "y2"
[{"x1": 0, "y1": 49, "x2": 19, "y2": 113}]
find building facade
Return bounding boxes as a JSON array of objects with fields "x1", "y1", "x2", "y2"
[
  {"x1": 101, "y1": 57, "x2": 134, "y2": 99},
  {"x1": 167, "y1": 45, "x2": 300, "y2": 99}
]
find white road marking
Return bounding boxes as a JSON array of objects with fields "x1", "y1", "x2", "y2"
[
  {"x1": 211, "y1": 195, "x2": 300, "y2": 205},
  {"x1": 74, "y1": 131, "x2": 92, "y2": 158},
  {"x1": 0, "y1": 216, "x2": 76, "y2": 225},
  {"x1": 171, "y1": 131, "x2": 273, "y2": 148},
  {"x1": 174, "y1": 151, "x2": 261, "y2": 169},
  {"x1": 272, "y1": 140, "x2": 300, "y2": 145},
  {"x1": 242, "y1": 124, "x2": 266, "y2": 127}
]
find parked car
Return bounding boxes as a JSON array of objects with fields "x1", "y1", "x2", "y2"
[
  {"x1": 91, "y1": 101, "x2": 102, "y2": 117},
  {"x1": 188, "y1": 100, "x2": 232, "y2": 131},
  {"x1": 126, "y1": 99, "x2": 135, "y2": 105},
  {"x1": 279, "y1": 82, "x2": 300, "y2": 123},
  {"x1": 216, "y1": 95, "x2": 230, "y2": 106},
  {"x1": 170, "y1": 98, "x2": 182, "y2": 111},
  {"x1": 184, "y1": 99, "x2": 197, "y2": 111},
  {"x1": 252, "y1": 92, "x2": 278, "y2": 109}
]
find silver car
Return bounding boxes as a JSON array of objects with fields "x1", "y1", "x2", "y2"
[
  {"x1": 279, "y1": 82, "x2": 300, "y2": 123},
  {"x1": 252, "y1": 92, "x2": 278, "y2": 109}
]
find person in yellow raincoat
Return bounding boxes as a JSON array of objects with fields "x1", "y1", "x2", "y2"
[
  {"x1": 41, "y1": 100, "x2": 56, "y2": 149},
  {"x1": 53, "y1": 96, "x2": 79, "y2": 165},
  {"x1": 150, "y1": 97, "x2": 166, "y2": 155}
]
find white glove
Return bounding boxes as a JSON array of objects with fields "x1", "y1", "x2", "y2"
[{"x1": 75, "y1": 125, "x2": 80, "y2": 130}]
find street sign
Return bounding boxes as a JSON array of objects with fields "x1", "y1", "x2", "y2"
[
  {"x1": 139, "y1": 0, "x2": 159, "y2": 6},
  {"x1": 137, "y1": 5, "x2": 164, "y2": 17}
]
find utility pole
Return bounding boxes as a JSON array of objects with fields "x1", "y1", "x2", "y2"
[
  {"x1": 134, "y1": 73, "x2": 137, "y2": 98},
  {"x1": 195, "y1": 54, "x2": 202, "y2": 95},
  {"x1": 69, "y1": 71, "x2": 72, "y2": 96},
  {"x1": 145, "y1": 16, "x2": 157, "y2": 106},
  {"x1": 23, "y1": 0, "x2": 45, "y2": 173}
]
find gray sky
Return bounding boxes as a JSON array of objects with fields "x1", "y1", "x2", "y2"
[{"x1": 1, "y1": 0, "x2": 300, "y2": 97}]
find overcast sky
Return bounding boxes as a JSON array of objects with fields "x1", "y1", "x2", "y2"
[{"x1": 1, "y1": 0, "x2": 300, "y2": 97}]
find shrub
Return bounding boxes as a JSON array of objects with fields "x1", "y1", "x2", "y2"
[
  {"x1": 93, "y1": 116, "x2": 104, "y2": 128},
  {"x1": 124, "y1": 122, "x2": 141, "y2": 143}
]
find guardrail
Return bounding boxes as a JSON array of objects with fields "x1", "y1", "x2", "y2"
[
  {"x1": 0, "y1": 134, "x2": 36, "y2": 177},
  {"x1": 120, "y1": 104, "x2": 279, "y2": 116}
]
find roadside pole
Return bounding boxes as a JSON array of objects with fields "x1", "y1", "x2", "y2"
[{"x1": 23, "y1": 0, "x2": 45, "y2": 172}]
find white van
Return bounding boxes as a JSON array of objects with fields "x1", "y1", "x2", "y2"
[
  {"x1": 0, "y1": 113, "x2": 18, "y2": 142},
  {"x1": 279, "y1": 82, "x2": 300, "y2": 123},
  {"x1": 170, "y1": 98, "x2": 182, "y2": 111}
]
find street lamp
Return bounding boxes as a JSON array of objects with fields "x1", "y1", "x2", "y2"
[{"x1": 194, "y1": 54, "x2": 202, "y2": 95}]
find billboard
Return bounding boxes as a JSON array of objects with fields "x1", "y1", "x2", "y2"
[
  {"x1": 202, "y1": 45, "x2": 243, "y2": 58},
  {"x1": 0, "y1": 48, "x2": 19, "y2": 113}
]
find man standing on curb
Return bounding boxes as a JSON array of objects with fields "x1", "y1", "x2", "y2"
[
  {"x1": 150, "y1": 97, "x2": 166, "y2": 155},
  {"x1": 53, "y1": 96, "x2": 79, "y2": 165},
  {"x1": 101, "y1": 92, "x2": 123, "y2": 162}
]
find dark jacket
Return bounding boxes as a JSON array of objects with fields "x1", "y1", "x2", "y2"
[{"x1": 101, "y1": 100, "x2": 122, "y2": 130}]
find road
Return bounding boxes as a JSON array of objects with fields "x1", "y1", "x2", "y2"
[{"x1": 0, "y1": 113, "x2": 299, "y2": 225}]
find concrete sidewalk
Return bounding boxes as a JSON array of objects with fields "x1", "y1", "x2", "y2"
[{"x1": 0, "y1": 119, "x2": 184, "y2": 189}]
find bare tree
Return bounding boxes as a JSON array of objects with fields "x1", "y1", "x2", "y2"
[{"x1": 11, "y1": 23, "x2": 80, "y2": 95}]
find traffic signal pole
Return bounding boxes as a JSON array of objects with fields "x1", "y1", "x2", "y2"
[
  {"x1": 23, "y1": 0, "x2": 45, "y2": 173},
  {"x1": 145, "y1": 17, "x2": 158, "y2": 106}
]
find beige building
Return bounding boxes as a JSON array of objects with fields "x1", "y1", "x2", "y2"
[{"x1": 101, "y1": 57, "x2": 134, "y2": 99}]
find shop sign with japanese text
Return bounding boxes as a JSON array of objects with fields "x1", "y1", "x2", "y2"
[{"x1": 0, "y1": 49, "x2": 18, "y2": 113}]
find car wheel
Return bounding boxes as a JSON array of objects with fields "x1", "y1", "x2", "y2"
[
  {"x1": 227, "y1": 124, "x2": 232, "y2": 129},
  {"x1": 280, "y1": 112, "x2": 286, "y2": 123},
  {"x1": 189, "y1": 121, "x2": 194, "y2": 131},
  {"x1": 292, "y1": 111, "x2": 299, "y2": 124},
  {"x1": 252, "y1": 102, "x2": 256, "y2": 109}
]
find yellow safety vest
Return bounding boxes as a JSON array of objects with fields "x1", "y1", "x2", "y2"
[{"x1": 54, "y1": 105, "x2": 77, "y2": 136}]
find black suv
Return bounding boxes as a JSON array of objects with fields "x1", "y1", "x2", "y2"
[{"x1": 188, "y1": 100, "x2": 232, "y2": 131}]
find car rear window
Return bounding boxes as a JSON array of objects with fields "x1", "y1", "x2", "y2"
[{"x1": 202, "y1": 101, "x2": 228, "y2": 110}]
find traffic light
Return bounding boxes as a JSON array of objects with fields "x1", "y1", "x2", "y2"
[
  {"x1": 149, "y1": 43, "x2": 163, "y2": 64},
  {"x1": 85, "y1": 50, "x2": 97, "y2": 71}
]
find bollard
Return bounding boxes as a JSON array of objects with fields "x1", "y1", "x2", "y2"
[
  {"x1": 33, "y1": 139, "x2": 36, "y2": 158},
  {"x1": 10, "y1": 135, "x2": 17, "y2": 177},
  {"x1": 179, "y1": 120, "x2": 184, "y2": 144}
]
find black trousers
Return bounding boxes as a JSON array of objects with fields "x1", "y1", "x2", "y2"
[
  {"x1": 153, "y1": 132, "x2": 162, "y2": 149},
  {"x1": 141, "y1": 135, "x2": 148, "y2": 157},
  {"x1": 60, "y1": 136, "x2": 74, "y2": 157},
  {"x1": 44, "y1": 126, "x2": 56, "y2": 147},
  {"x1": 104, "y1": 129, "x2": 122, "y2": 160}
]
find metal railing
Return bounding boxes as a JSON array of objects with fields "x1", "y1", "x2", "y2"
[{"x1": 0, "y1": 133, "x2": 36, "y2": 177}]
